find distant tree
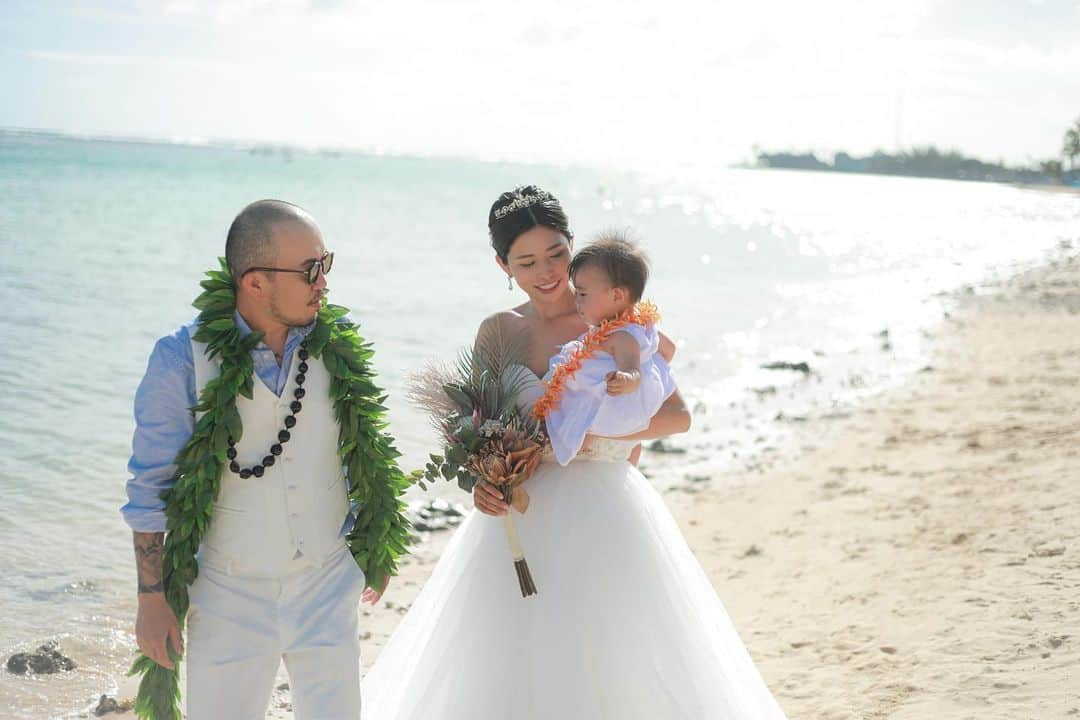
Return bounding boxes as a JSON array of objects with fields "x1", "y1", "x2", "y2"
[
  {"x1": 756, "y1": 151, "x2": 830, "y2": 171},
  {"x1": 1064, "y1": 117, "x2": 1080, "y2": 171},
  {"x1": 1040, "y1": 159, "x2": 1063, "y2": 182},
  {"x1": 755, "y1": 144, "x2": 1030, "y2": 183}
]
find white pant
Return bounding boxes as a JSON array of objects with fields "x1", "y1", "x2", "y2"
[{"x1": 186, "y1": 545, "x2": 366, "y2": 720}]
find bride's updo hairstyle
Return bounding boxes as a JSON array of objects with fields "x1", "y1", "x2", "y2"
[{"x1": 488, "y1": 185, "x2": 574, "y2": 262}]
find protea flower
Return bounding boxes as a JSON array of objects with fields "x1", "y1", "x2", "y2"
[{"x1": 472, "y1": 431, "x2": 544, "y2": 490}]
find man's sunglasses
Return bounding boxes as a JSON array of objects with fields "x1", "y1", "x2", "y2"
[{"x1": 242, "y1": 252, "x2": 334, "y2": 285}]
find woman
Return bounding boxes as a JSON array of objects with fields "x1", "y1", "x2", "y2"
[{"x1": 360, "y1": 186, "x2": 787, "y2": 719}]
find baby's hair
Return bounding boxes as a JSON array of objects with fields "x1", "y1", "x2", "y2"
[{"x1": 568, "y1": 229, "x2": 649, "y2": 302}]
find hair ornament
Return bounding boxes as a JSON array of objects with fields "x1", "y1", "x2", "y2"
[{"x1": 493, "y1": 191, "x2": 553, "y2": 220}]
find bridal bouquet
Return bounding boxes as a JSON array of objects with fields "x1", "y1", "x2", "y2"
[{"x1": 408, "y1": 333, "x2": 545, "y2": 597}]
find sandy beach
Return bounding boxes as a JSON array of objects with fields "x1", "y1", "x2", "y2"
[
  {"x1": 669, "y1": 252, "x2": 1080, "y2": 719},
  {"x1": 99, "y1": 252, "x2": 1079, "y2": 719}
]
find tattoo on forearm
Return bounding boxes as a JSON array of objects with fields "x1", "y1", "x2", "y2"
[{"x1": 134, "y1": 532, "x2": 165, "y2": 594}]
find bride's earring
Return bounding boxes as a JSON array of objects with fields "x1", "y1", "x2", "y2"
[{"x1": 507, "y1": 275, "x2": 514, "y2": 291}]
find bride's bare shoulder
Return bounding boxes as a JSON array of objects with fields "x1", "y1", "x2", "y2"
[{"x1": 476, "y1": 305, "x2": 531, "y2": 339}]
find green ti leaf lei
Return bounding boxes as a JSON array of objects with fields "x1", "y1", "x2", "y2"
[{"x1": 128, "y1": 258, "x2": 414, "y2": 720}]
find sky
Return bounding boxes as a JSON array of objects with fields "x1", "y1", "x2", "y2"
[{"x1": 3, "y1": 0, "x2": 1079, "y2": 170}]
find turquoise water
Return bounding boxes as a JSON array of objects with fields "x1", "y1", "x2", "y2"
[{"x1": 1, "y1": 131, "x2": 1077, "y2": 717}]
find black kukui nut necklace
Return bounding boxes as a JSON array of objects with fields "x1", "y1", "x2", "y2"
[{"x1": 226, "y1": 344, "x2": 309, "y2": 479}]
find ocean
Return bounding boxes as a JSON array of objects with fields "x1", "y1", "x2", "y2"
[{"x1": 1, "y1": 130, "x2": 1077, "y2": 717}]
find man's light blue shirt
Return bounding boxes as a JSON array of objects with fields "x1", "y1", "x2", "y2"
[{"x1": 121, "y1": 313, "x2": 316, "y2": 533}]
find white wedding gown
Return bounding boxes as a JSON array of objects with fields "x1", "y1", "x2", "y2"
[{"x1": 360, "y1": 369, "x2": 787, "y2": 719}]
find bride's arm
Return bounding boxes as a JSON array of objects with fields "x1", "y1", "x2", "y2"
[
  {"x1": 476, "y1": 388, "x2": 690, "y2": 515},
  {"x1": 594, "y1": 387, "x2": 692, "y2": 442}
]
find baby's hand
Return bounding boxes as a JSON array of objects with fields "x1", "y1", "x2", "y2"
[{"x1": 605, "y1": 369, "x2": 641, "y2": 396}]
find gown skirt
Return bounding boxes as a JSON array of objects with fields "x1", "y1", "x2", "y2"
[{"x1": 359, "y1": 438, "x2": 788, "y2": 720}]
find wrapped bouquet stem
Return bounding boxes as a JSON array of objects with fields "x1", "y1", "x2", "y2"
[{"x1": 500, "y1": 489, "x2": 537, "y2": 597}]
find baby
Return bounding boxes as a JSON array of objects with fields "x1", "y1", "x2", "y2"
[{"x1": 540, "y1": 232, "x2": 676, "y2": 465}]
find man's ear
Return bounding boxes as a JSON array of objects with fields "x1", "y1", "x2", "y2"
[
  {"x1": 238, "y1": 271, "x2": 266, "y2": 297},
  {"x1": 611, "y1": 286, "x2": 628, "y2": 305}
]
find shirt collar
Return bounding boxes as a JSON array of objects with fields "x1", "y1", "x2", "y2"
[{"x1": 233, "y1": 310, "x2": 316, "y2": 348}]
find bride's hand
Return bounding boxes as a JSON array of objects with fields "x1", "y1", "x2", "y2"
[{"x1": 473, "y1": 480, "x2": 509, "y2": 516}]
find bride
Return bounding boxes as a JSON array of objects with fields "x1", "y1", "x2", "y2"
[{"x1": 360, "y1": 186, "x2": 788, "y2": 719}]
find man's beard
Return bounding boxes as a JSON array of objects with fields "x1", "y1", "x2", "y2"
[{"x1": 269, "y1": 292, "x2": 318, "y2": 328}]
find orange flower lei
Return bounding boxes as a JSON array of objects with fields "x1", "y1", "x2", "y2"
[{"x1": 532, "y1": 300, "x2": 661, "y2": 420}]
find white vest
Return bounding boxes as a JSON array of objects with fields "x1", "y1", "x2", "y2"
[{"x1": 191, "y1": 338, "x2": 350, "y2": 578}]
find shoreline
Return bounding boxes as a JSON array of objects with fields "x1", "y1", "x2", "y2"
[{"x1": 75, "y1": 252, "x2": 1079, "y2": 718}]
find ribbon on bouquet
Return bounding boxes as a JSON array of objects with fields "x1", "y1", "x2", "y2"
[{"x1": 510, "y1": 485, "x2": 530, "y2": 514}]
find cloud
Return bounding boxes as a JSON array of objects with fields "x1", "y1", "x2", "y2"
[
  {"x1": 25, "y1": 49, "x2": 254, "y2": 72},
  {"x1": 9, "y1": 0, "x2": 1080, "y2": 166}
]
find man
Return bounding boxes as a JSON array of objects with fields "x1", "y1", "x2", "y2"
[{"x1": 123, "y1": 200, "x2": 392, "y2": 719}]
